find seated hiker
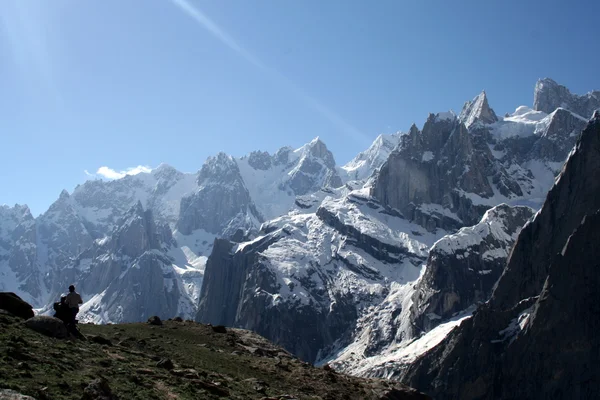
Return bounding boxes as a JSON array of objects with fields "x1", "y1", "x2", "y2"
[
  {"x1": 53, "y1": 296, "x2": 71, "y2": 324},
  {"x1": 65, "y1": 285, "x2": 83, "y2": 325}
]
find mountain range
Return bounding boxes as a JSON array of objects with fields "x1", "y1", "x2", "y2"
[{"x1": 1, "y1": 77, "x2": 599, "y2": 397}]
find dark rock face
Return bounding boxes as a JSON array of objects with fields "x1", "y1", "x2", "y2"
[
  {"x1": 527, "y1": 107, "x2": 587, "y2": 162},
  {"x1": 247, "y1": 150, "x2": 272, "y2": 170},
  {"x1": 24, "y1": 316, "x2": 69, "y2": 339},
  {"x1": 371, "y1": 115, "x2": 505, "y2": 229},
  {"x1": 371, "y1": 87, "x2": 590, "y2": 233},
  {"x1": 402, "y1": 113, "x2": 600, "y2": 399},
  {"x1": 177, "y1": 152, "x2": 262, "y2": 236},
  {"x1": 534, "y1": 78, "x2": 600, "y2": 118},
  {"x1": 0, "y1": 292, "x2": 34, "y2": 320},
  {"x1": 409, "y1": 204, "x2": 534, "y2": 336},
  {"x1": 197, "y1": 234, "x2": 356, "y2": 363}
]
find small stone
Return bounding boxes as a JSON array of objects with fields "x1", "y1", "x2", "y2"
[{"x1": 156, "y1": 358, "x2": 174, "y2": 370}]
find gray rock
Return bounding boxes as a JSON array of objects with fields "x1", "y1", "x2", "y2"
[
  {"x1": 402, "y1": 112, "x2": 600, "y2": 399},
  {"x1": 409, "y1": 204, "x2": 534, "y2": 336},
  {"x1": 459, "y1": 91, "x2": 498, "y2": 127},
  {"x1": 24, "y1": 316, "x2": 68, "y2": 339},
  {"x1": 156, "y1": 358, "x2": 174, "y2": 370},
  {"x1": 0, "y1": 292, "x2": 34, "y2": 319},
  {"x1": 177, "y1": 152, "x2": 263, "y2": 236},
  {"x1": 534, "y1": 77, "x2": 600, "y2": 118},
  {"x1": 147, "y1": 316, "x2": 162, "y2": 326}
]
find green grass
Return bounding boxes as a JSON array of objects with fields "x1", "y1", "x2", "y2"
[{"x1": 0, "y1": 312, "x2": 424, "y2": 399}]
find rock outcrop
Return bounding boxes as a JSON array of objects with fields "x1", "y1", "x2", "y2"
[
  {"x1": 177, "y1": 153, "x2": 263, "y2": 237},
  {"x1": 197, "y1": 195, "x2": 437, "y2": 363},
  {"x1": 409, "y1": 204, "x2": 534, "y2": 336},
  {"x1": 534, "y1": 77, "x2": 600, "y2": 118},
  {"x1": 0, "y1": 292, "x2": 34, "y2": 319},
  {"x1": 24, "y1": 316, "x2": 69, "y2": 339},
  {"x1": 401, "y1": 112, "x2": 600, "y2": 399}
]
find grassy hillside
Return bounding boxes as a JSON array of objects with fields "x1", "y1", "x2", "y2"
[{"x1": 0, "y1": 311, "x2": 428, "y2": 399}]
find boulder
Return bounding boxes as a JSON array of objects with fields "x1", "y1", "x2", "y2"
[
  {"x1": 211, "y1": 325, "x2": 227, "y2": 334},
  {"x1": 0, "y1": 293, "x2": 34, "y2": 320},
  {"x1": 24, "y1": 316, "x2": 68, "y2": 339},
  {"x1": 147, "y1": 316, "x2": 162, "y2": 326}
]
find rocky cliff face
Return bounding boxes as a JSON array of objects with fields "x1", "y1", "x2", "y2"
[
  {"x1": 197, "y1": 193, "x2": 444, "y2": 363},
  {"x1": 534, "y1": 77, "x2": 600, "y2": 118},
  {"x1": 401, "y1": 112, "x2": 600, "y2": 399},
  {"x1": 177, "y1": 153, "x2": 263, "y2": 237},
  {"x1": 371, "y1": 88, "x2": 588, "y2": 233},
  {"x1": 0, "y1": 205, "x2": 40, "y2": 305},
  {"x1": 67, "y1": 202, "x2": 197, "y2": 323},
  {"x1": 327, "y1": 204, "x2": 533, "y2": 377},
  {"x1": 408, "y1": 204, "x2": 534, "y2": 336}
]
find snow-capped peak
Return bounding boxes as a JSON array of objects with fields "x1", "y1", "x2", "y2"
[
  {"x1": 459, "y1": 90, "x2": 498, "y2": 128},
  {"x1": 342, "y1": 133, "x2": 401, "y2": 181},
  {"x1": 435, "y1": 110, "x2": 457, "y2": 122}
]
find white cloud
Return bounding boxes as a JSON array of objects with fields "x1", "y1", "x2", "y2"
[{"x1": 87, "y1": 165, "x2": 152, "y2": 180}]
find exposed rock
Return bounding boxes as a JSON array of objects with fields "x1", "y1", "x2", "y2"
[
  {"x1": 409, "y1": 204, "x2": 534, "y2": 336},
  {"x1": 402, "y1": 112, "x2": 600, "y2": 399},
  {"x1": 211, "y1": 325, "x2": 227, "y2": 334},
  {"x1": 459, "y1": 91, "x2": 498, "y2": 127},
  {"x1": 534, "y1": 77, "x2": 600, "y2": 118},
  {"x1": 198, "y1": 195, "x2": 432, "y2": 363},
  {"x1": 156, "y1": 358, "x2": 174, "y2": 370},
  {"x1": 371, "y1": 116, "x2": 498, "y2": 229},
  {"x1": 0, "y1": 293, "x2": 34, "y2": 320},
  {"x1": 147, "y1": 316, "x2": 162, "y2": 326},
  {"x1": 177, "y1": 152, "x2": 263, "y2": 237},
  {"x1": 24, "y1": 316, "x2": 68, "y2": 339}
]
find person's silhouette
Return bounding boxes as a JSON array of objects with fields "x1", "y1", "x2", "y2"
[{"x1": 65, "y1": 285, "x2": 83, "y2": 325}]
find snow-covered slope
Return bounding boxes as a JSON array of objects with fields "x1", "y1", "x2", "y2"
[
  {"x1": 342, "y1": 133, "x2": 402, "y2": 181},
  {"x1": 326, "y1": 204, "x2": 533, "y2": 377},
  {"x1": 236, "y1": 137, "x2": 344, "y2": 221},
  {"x1": 197, "y1": 191, "x2": 448, "y2": 362}
]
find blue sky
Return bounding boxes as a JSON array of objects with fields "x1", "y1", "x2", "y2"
[{"x1": 1, "y1": 0, "x2": 599, "y2": 216}]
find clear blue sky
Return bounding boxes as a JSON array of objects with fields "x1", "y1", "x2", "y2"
[{"x1": 1, "y1": 0, "x2": 598, "y2": 216}]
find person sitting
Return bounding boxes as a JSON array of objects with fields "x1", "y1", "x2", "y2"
[
  {"x1": 53, "y1": 296, "x2": 71, "y2": 324},
  {"x1": 65, "y1": 285, "x2": 83, "y2": 325}
]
